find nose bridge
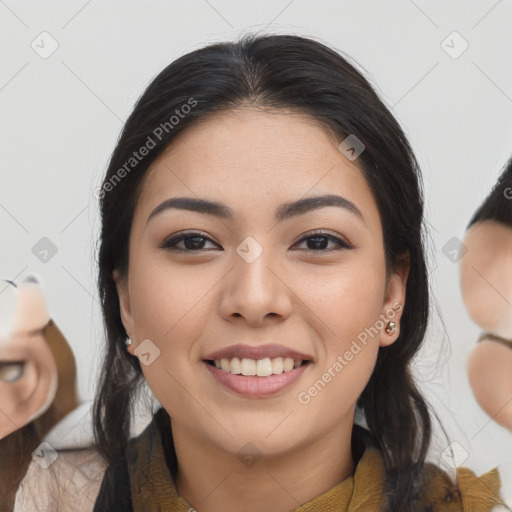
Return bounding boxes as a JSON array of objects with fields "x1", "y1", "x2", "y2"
[
  {"x1": 222, "y1": 235, "x2": 289, "y2": 321},
  {"x1": 234, "y1": 235, "x2": 278, "y2": 293}
]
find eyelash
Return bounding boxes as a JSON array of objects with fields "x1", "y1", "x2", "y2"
[{"x1": 160, "y1": 230, "x2": 353, "y2": 253}]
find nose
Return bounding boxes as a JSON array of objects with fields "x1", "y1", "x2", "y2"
[{"x1": 219, "y1": 246, "x2": 292, "y2": 327}]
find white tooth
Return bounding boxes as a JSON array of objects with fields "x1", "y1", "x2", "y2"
[
  {"x1": 214, "y1": 356, "x2": 305, "y2": 376},
  {"x1": 283, "y1": 357, "x2": 294, "y2": 372},
  {"x1": 241, "y1": 358, "x2": 256, "y2": 376},
  {"x1": 256, "y1": 358, "x2": 273, "y2": 377},
  {"x1": 230, "y1": 357, "x2": 241, "y2": 374},
  {"x1": 272, "y1": 357, "x2": 284, "y2": 374}
]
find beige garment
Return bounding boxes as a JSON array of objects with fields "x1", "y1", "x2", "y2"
[
  {"x1": 12, "y1": 401, "x2": 107, "y2": 512},
  {"x1": 13, "y1": 447, "x2": 107, "y2": 512}
]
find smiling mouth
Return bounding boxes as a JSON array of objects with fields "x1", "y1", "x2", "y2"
[{"x1": 204, "y1": 357, "x2": 311, "y2": 377}]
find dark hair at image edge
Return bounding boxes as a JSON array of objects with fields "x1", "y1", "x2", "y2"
[
  {"x1": 93, "y1": 32, "x2": 441, "y2": 511},
  {"x1": 467, "y1": 155, "x2": 512, "y2": 229}
]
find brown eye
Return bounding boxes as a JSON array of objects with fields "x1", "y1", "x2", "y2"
[
  {"x1": 293, "y1": 231, "x2": 352, "y2": 252},
  {"x1": 160, "y1": 231, "x2": 219, "y2": 252}
]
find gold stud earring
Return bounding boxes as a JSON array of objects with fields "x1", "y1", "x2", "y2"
[{"x1": 385, "y1": 321, "x2": 396, "y2": 334}]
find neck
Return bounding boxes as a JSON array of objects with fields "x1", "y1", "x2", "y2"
[{"x1": 172, "y1": 416, "x2": 355, "y2": 512}]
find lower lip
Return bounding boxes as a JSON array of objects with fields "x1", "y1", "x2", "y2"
[{"x1": 203, "y1": 361, "x2": 311, "y2": 397}]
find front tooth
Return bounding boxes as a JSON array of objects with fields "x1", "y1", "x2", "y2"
[
  {"x1": 283, "y1": 357, "x2": 294, "y2": 372},
  {"x1": 230, "y1": 357, "x2": 241, "y2": 374},
  {"x1": 272, "y1": 357, "x2": 284, "y2": 374},
  {"x1": 256, "y1": 358, "x2": 273, "y2": 377},
  {"x1": 241, "y1": 358, "x2": 256, "y2": 376},
  {"x1": 214, "y1": 357, "x2": 303, "y2": 375}
]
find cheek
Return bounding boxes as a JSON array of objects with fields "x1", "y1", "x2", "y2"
[
  {"x1": 293, "y1": 262, "x2": 384, "y2": 408},
  {"x1": 129, "y1": 263, "x2": 210, "y2": 407},
  {"x1": 297, "y1": 258, "x2": 386, "y2": 338},
  {"x1": 130, "y1": 259, "x2": 207, "y2": 341},
  {"x1": 296, "y1": 331, "x2": 379, "y2": 427}
]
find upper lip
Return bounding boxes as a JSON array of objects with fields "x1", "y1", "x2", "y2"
[{"x1": 203, "y1": 343, "x2": 314, "y2": 362}]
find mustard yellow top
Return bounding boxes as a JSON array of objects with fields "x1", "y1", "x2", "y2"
[{"x1": 117, "y1": 409, "x2": 508, "y2": 512}]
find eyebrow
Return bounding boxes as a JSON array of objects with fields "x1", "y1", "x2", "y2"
[{"x1": 146, "y1": 194, "x2": 366, "y2": 227}]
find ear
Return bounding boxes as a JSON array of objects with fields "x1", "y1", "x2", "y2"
[
  {"x1": 379, "y1": 250, "x2": 410, "y2": 348},
  {"x1": 113, "y1": 268, "x2": 135, "y2": 354}
]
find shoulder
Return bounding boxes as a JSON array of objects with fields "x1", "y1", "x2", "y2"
[
  {"x1": 352, "y1": 425, "x2": 507, "y2": 511},
  {"x1": 13, "y1": 447, "x2": 108, "y2": 512},
  {"x1": 410, "y1": 460, "x2": 507, "y2": 511}
]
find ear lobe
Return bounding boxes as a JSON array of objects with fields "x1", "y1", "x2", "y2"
[
  {"x1": 113, "y1": 269, "x2": 135, "y2": 340},
  {"x1": 379, "y1": 251, "x2": 410, "y2": 348}
]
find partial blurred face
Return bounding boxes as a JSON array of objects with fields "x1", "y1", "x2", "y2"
[
  {"x1": 461, "y1": 219, "x2": 512, "y2": 339},
  {"x1": 0, "y1": 283, "x2": 57, "y2": 439},
  {"x1": 461, "y1": 219, "x2": 512, "y2": 429},
  {"x1": 114, "y1": 108, "x2": 408, "y2": 457}
]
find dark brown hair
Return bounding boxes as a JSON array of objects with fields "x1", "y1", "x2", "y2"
[{"x1": 467, "y1": 155, "x2": 512, "y2": 229}]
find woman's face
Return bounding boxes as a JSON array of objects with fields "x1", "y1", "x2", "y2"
[{"x1": 114, "y1": 108, "x2": 408, "y2": 456}]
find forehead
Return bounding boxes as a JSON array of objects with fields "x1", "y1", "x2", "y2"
[{"x1": 134, "y1": 109, "x2": 380, "y2": 229}]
